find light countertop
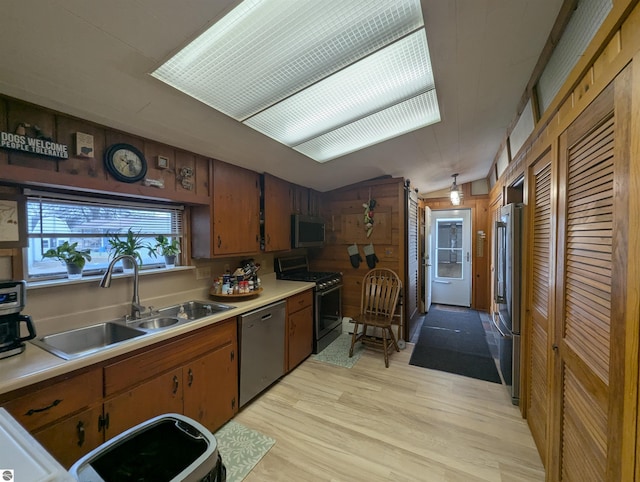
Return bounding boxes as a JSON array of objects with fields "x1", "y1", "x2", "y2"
[{"x1": 0, "y1": 276, "x2": 314, "y2": 396}]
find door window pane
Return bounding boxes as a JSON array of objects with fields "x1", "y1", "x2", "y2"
[{"x1": 435, "y1": 219, "x2": 463, "y2": 279}]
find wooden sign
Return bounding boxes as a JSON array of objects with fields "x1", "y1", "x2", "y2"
[{"x1": 0, "y1": 131, "x2": 69, "y2": 159}]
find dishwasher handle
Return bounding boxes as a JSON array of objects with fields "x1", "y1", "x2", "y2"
[{"x1": 261, "y1": 313, "x2": 272, "y2": 321}]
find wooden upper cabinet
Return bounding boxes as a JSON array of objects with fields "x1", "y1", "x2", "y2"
[
  {"x1": 263, "y1": 173, "x2": 291, "y2": 252},
  {"x1": 213, "y1": 160, "x2": 260, "y2": 255},
  {"x1": 308, "y1": 188, "x2": 321, "y2": 217},
  {"x1": 291, "y1": 183, "x2": 309, "y2": 215},
  {"x1": 192, "y1": 160, "x2": 261, "y2": 257}
]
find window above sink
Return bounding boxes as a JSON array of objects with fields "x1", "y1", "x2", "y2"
[{"x1": 24, "y1": 189, "x2": 185, "y2": 282}]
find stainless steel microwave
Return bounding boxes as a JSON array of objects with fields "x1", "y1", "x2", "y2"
[{"x1": 291, "y1": 214, "x2": 325, "y2": 248}]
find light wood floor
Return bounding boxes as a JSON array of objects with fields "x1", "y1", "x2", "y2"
[{"x1": 234, "y1": 343, "x2": 545, "y2": 481}]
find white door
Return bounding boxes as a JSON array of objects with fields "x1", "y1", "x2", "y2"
[
  {"x1": 424, "y1": 206, "x2": 433, "y2": 311},
  {"x1": 431, "y1": 209, "x2": 472, "y2": 307}
]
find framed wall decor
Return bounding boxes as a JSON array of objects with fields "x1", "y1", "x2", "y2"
[
  {"x1": 104, "y1": 143, "x2": 147, "y2": 183},
  {"x1": 0, "y1": 194, "x2": 27, "y2": 248},
  {"x1": 157, "y1": 155, "x2": 169, "y2": 169}
]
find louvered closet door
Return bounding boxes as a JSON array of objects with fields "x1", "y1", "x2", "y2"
[
  {"x1": 526, "y1": 151, "x2": 553, "y2": 465},
  {"x1": 552, "y1": 68, "x2": 631, "y2": 481}
]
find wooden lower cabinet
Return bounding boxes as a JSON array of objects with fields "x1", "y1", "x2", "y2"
[
  {"x1": 32, "y1": 404, "x2": 104, "y2": 468},
  {"x1": 104, "y1": 368, "x2": 183, "y2": 440},
  {"x1": 1, "y1": 318, "x2": 238, "y2": 468},
  {"x1": 0, "y1": 368, "x2": 103, "y2": 468},
  {"x1": 287, "y1": 290, "x2": 314, "y2": 371},
  {"x1": 103, "y1": 318, "x2": 238, "y2": 437},
  {"x1": 183, "y1": 342, "x2": 237, "y2": 431}
]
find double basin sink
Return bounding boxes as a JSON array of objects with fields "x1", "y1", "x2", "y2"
[{"x1": 30, "y1": 301, "x2": 235, "y2": 360}]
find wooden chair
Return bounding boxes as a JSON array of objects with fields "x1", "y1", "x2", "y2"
[{"x1": 349, "y1": 268, "x2": 402, "y2": 367}]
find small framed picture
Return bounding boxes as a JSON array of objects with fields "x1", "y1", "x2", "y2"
[
  {"x1": 74, "y1": 132, "x2": 94, "y2": 158},
  {"x1": 157, "y1": 155, "x2": 169, "y2": 169},
  {"x1": 0, "y1": 194, "x2": 27, "y2": 248}
]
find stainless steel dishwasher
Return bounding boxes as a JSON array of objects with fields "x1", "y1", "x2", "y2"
[{"x1": 239, "y1": 300, "x2": 286, "y2": 407}]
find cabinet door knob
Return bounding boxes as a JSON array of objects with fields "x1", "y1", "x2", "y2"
[
  {"x1": 98, "y1": 413, "x2": 110, "y2": 432},
  {"x1": 76, "y1": 420, "x2": 85, "y2": 447},
  {"x1": 172, "y1": 375, "x2": 179, "y2": 394},
  {"x1": 552, "y1": 344, "x2": 559, "y2": 352},
  {"x1": 217, "y1": 235, "x2": 222, "y2": 248},
  {"x1": 188, "y1": 368, "x2": 194, "y2": 387}
]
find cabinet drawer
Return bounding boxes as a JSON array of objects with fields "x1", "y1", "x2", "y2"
[
  {"x1": 288, "y1": 290, "x2": 313, "y2": 314},
  {"x1": 104, "y1": 318, "x2": 236, "y2": 396},
  {"x1": 3, "y1": 368, "x2": 102, "y2": 432}
]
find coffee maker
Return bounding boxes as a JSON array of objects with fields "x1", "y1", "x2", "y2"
[{"x1": 0, "y1": 280, "x2": 36, "y2": 359}]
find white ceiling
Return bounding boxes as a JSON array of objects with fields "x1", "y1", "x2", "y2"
[{"x1": 0, "y1": 0, "x2": 562, "y2": 194}]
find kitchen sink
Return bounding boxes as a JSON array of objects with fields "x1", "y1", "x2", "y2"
[
  {"x1": 30, "y1": 301, "x2": 235, "y2": 360},
  {"x1": 156, "y1": 300, "x2": 234, "y2": 320},
  {"x1": 135, "y1": 317, "x2": 181, "y2": 330},
  {"x1": 31, "y1": 322, "x2": 147, "y2": 360}
]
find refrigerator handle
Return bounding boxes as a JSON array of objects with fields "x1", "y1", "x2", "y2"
[
  {"x1": 494, "y1": 221, "x2": 507, "y2": 304},
  {"x1": 492, "y1": 316, "x2": 509, "y2": 338}
]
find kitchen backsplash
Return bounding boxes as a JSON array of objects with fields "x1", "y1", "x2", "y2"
[{"x1": 2, "y1": 253, "x2": 277, "y2": 337}]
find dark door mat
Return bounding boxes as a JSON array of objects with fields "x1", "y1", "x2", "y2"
[{"x1": 409, "y1": 306, "x2": 502, "y2": 383}]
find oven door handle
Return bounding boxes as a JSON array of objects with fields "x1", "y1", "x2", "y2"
[{"x1": 318, "y1": 284, "x2": 342, "y2": 296}]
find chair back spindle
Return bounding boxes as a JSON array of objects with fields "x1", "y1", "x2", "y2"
[{"x1": 351, "y1": 268, "x2": 402, "y2": 367}]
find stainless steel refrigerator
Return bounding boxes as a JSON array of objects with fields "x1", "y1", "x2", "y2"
[{"x1": 494, "y1": 203, "x2": 524, "y2": 405}]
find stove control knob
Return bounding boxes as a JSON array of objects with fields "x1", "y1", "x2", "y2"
[{"x1": 319, "y1": 282, "x2": 327, "y2": 289}]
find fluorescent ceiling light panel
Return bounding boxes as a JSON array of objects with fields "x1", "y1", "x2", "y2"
[
  {"x1": 245, "y1": 30, "x2": 434, "y2": 146},
  {"x1": 152, "y1": 0, "x2": 440, "y2": 162},
  {"x1": 293, "y1": 90, "x2": 440, "y2": 162}
]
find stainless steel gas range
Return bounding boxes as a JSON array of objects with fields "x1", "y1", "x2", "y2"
[{"x1": 276, "y1": 256, "x2": 342, "y2": 353}]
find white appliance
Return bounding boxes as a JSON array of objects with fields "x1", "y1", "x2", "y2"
[{"x1": 0, "y1": 407, "x2": 73, "y2": 482}]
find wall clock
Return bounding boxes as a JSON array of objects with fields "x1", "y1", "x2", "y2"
[{"x1": 104, "y1": 143, "x2": 147, "y2": 183}]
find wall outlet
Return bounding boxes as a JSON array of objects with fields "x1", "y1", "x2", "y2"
[{"x1": 196, "y1": 267, "x2": 212, "y2": 280}]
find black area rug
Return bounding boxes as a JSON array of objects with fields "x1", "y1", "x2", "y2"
[{"x1": 409, "y1": 306, "x2": 501, "y2": 383}]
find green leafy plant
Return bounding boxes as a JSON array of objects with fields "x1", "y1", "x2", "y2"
[
  {"x1": 107, "y1": 228, "x2": 153, "y2": 266},
  {"x1": 151, "y1": 235, "x2": 181, "y2": 257},
  {"x1": 42, "y1": 241, "x2": 92, "y2": 270}
]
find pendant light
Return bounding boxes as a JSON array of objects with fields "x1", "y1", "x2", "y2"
[{"x1": 450, "y1": 173, "x2": 461, "y2": 206}]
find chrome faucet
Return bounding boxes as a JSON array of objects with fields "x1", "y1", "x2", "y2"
[{"x1": 99, "y1": 254, "x2": 147, "y2": 319}]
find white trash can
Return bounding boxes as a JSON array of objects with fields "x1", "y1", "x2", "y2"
[{"x1": 69, "y1": 413, "x2": 225, "y2": 482}]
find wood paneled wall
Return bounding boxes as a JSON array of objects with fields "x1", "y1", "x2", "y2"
[
  {"x1": 0, "y1": 95, "x2": 210, "y2": 205},
  {"x1": 489, "y1": 1, "x2": 640, "y2": 479},
  {"x1": 310, "y1": 178, "x2": 405, "y2": 325}
]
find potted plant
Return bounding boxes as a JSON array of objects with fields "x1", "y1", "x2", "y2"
[
  {"x1": 152, "y1": 234, "x2": 181, "y2": 268},
  {"x1": 42, "y1": 241, "x2": 92, "y2": 279},
  {"x1": 107, "y1": 228, "x2": 152, "y2": 271}
]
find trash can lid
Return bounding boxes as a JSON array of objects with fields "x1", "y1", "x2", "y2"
[{"x1": 69, "y1": 413, "x2": 220, "y2": 482}]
